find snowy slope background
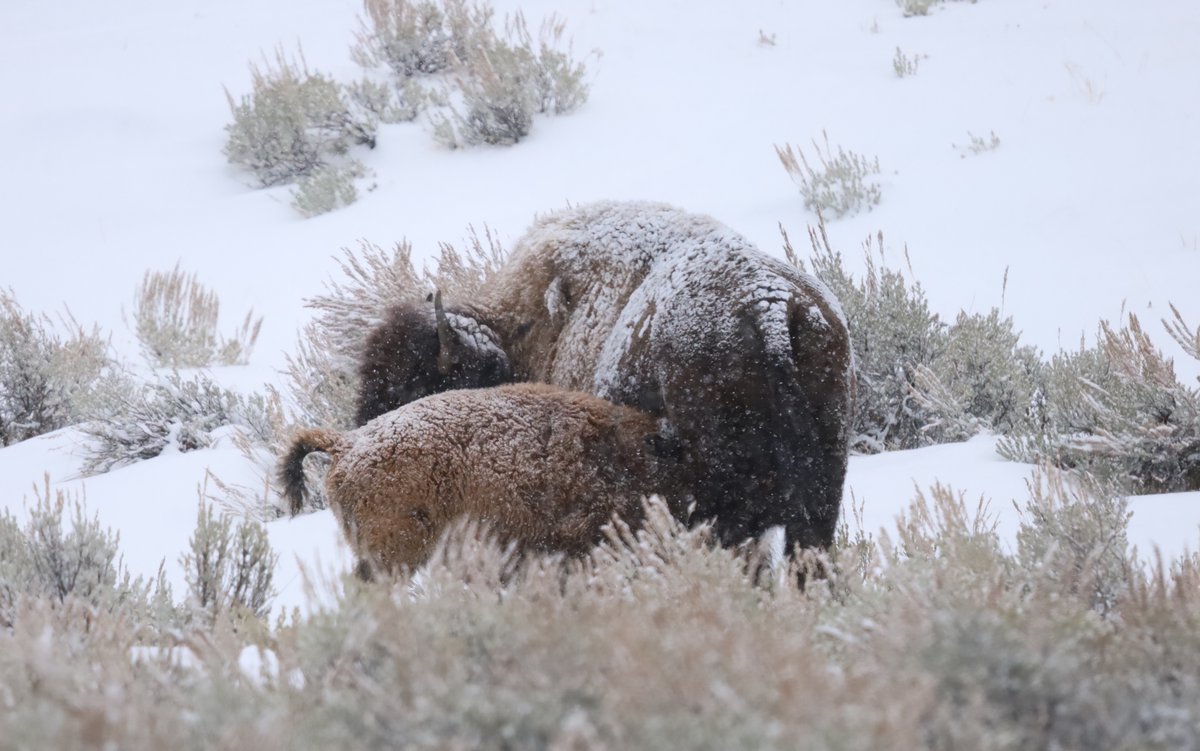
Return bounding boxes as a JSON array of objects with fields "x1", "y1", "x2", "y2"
[{"x1": 2, "y1": 0, "x2": 1198, "y2": 615}]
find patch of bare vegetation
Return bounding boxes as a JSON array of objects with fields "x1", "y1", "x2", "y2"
[
  {"x1": 224, "y1": 46, "x2": 377, "y2": 190},
  {"x1": 954, "y1": 129, "x2": 1001, "y2": 157},
  {"x1": 77, "y1": 370, "x2": 282, "y2": 476},
  {"x1": 1000, "y1": 307, "x2": 1200, "y2": 493},
  {"x1": 786, "y1": 219, "x2": 1042, "y2": 453},
  {"x1": 896, "y1": 0, "x2": 978, "y2": 18}
]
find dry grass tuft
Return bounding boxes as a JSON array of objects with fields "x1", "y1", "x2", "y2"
[
  {"x1": 776, "y1": 132, "x2": 882, "y2": 218},
  {"x1": 133, "y1": 265, "x2": 262, "y2": 368}
]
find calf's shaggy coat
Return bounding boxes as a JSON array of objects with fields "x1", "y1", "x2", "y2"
[
  {"x1": 282, "y1": 383, "x2": 678, "y2": 577},
  {"x1": 356, "y1": 201, "x2": 854, "y2": 553}
]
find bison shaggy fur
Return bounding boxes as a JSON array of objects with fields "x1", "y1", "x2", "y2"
[
  {"x1": 282, "y1": 383, "x2": 679, "y2": 578},
  {"x1": 355, "y1": 201, "x2": 853, "y2": 553}
]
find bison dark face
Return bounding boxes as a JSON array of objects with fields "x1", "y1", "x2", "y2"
[{"x1": 354, "y1": 292, "x2": 513, "y2": 425}]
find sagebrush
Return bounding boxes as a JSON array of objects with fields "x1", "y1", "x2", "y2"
[
  {"x1": 955, "y1": 129, "x2": 1001, "y2": 157},
  {"x1": 0, "y1": 477, "x2": 176, "y2": 630},
  {"x1": 224, "y1": 47, "x2": 375, "y2": 188},
  {"x1": 0, "y1": 290, "x2": 109, "y2": 446},
  {"x1": 893, "y1": 47, "x2": 921, "y2": 77},
  {"x1": 430, "y1": 11, "x2": 589, "y2": 148},
  {"x1": 791, "y1": 217, "x2": 1200, "y2": 492},
  {"x1": 78, "y1": 370, "x2": 281, "y2": 476},
  {"x1": 786, "y1": 219, "x2": 1041, "y2": 452},
  {"x1": 291, "y1": 162, "x2": 363, "y2": 218},
  {"x1": 351, "y1": 0, "x2": 465, "y2": 77},
  {"x1": 181, "y1": 501, "x2": 277, "y2": 622},
  {"x1": 3, "y1": 475, "x2": 1200, "y2": 749},
  {"x1": 1000, "y1": 308, "x2": 1200, "y2": 493},
  {"x1": 776, "y1": 132, "x2": 882, "y2": 218},
  {"x1": 431, "y1": 39, "x2": 536, "y2": 147},
  {"x1": 897, "y1": 0, "x2": 940, "y2": 16},
  {"x1": 352, "y1": 0, "x2": 588, "y2": 148},
  {"x1": 133, "y1": 265, "x2": 261, "y2": 368},
  {"x1": 225, "y1": 0, "x2": 590, "y2": 216},
  {"x1": 346, "y1": 75, "x2": 426, "y2": 124}
]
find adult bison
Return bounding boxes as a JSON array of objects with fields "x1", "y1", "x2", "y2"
[{"x1": 356, "y1": 201, "x2": 853, "y2": 552}]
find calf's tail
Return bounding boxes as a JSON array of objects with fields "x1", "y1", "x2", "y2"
[{"x1": 279, "y1": 428, "x2": 344, "y2": 516}]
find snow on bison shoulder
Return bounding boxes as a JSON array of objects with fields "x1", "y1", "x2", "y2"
[{"x1": 356, "y1": 201, "x2": 853, "y2": 553}]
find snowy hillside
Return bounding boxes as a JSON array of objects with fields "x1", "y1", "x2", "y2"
[{"x1": 2, "y1": 0, "x2": 1199, "y2": 615}]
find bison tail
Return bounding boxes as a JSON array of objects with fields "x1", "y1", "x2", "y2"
[
  {"x1": 774, "y1": 295, "x2": 854, "y2": 545},
  {"x1": 279, "y1": 428, "x2": 344, "y2": 516}
]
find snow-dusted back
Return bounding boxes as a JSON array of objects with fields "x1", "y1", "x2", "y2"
[{"x1": 494, "y1": 201, "x2": 851, "y2": 399}]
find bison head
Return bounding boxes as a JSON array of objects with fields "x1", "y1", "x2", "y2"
[{"x1": 354, "y1": 291, "x2": 513, "y2": 425}]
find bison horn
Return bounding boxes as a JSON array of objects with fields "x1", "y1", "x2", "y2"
[{"x1": 433, "y1": 289, "x2": 462, "y2": 375}]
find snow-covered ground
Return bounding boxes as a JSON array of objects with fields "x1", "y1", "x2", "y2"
[{"x1": 2, "y1": 0, "x2": 1198, "y2": 614}]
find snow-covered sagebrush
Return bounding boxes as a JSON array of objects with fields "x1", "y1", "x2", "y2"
[
  {"x1": 429, "y1": 13, "x2": 589, "y2": 148},
  {"x1": 352, "y1": 0, "x2": 463, "y2": 77},
  {"x1": 349, "y1": 0, "x2": 588, "y2": 149},
  {"x1": 790, "y1": 222, "x2": 1040, "y2": 452},
  {"x1": 1001, "y1": 311, "x2": 1200, "y2": 493},
  {"x1": 5, "y1": 475, "x2": 1200, "y2": 750},
  {"x1": 776, "y1": 133, "x2": 882, "y2": 218},
  {"x1": 0, "y1": 479, "x2": 175, "y2": 629},
  {"x1": 0, "y1": 291, "x2": 109, "y2": 446},
  {"x1": 181, "y1": 502, "x2": 277, "y2": 622},
  {"x1": 224, "y1": 48, "x2": 376, "y2": 188},
  {"x1": 291, "y1": 163, "x2": 362, "y2": 218},
  {"x1": 78, "y1": 371, "x2": 281, "y2": 476}
]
